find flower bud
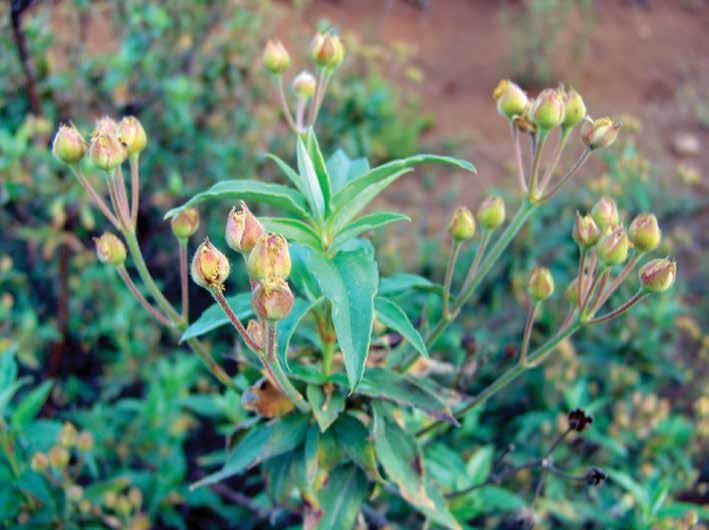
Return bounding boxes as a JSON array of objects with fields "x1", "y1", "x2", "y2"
[
  {"x1": 477, "y1": 196, "x2": 506, "y2": 230},
  {"x1": 59, "y1": 422, "x2": 78, "y2": 448},
  {"x1": 311, "y1": 33, "x2": 344, "y2": 69},
  {"x1": 529, "y1": 88, "x2": 565, "y2": 130},
  {"x1": 581, "y1": 117, "x2": 621, "y2": 150},
  {"x1": 565, "y1": 277, "x2": 579, "y2": 306},
  {"x1": 628, "y1": 213, "x2": 661, "y2": 253},
  {"x1": 95, "y1": 233, "x2": 127, "y2": 266},
  {"x1": 67, "y1": 485, "x2": 84, "y2": 502},
  {"x1": 226, "y1": 202, "x2": 264, "y2": 253},
  {"x1": 493, "y1": 80, "x2": 529, "y2": 120},
  {"x1": 90, "y1": 133, "x2": 127, "y2": 171},
  {"x1": 31, "y1": 452, "x2": 49, "y2": 472},
  {"x1": 53, "y1": 124, "x2": 88, "y2": 164},
  {"x1": 292, "y1": 70, "x2": 317, "y2": 100},
  {"x1": 171, "y1": 208, "x2": 200, "y2": 240},
  {"x1": 118, "y1": 116, "x2": 147, "y2": 156},
  {"x1": 639, "y1": 258, "x2": 676, "y2": 293},
  {"x1": 585, "y1": 467, "x2": 607, "y2": 486},
  {"x1": 48, "y1": 445, "x2": 70, "y2": 469},
  {"x1": 528, "y1": 267, "x2": 555, "y2": 302},
  {"x1": 191, "y1": 239, "x2": 230, "y2": 290},
  {"x1": 561, "y1": 87, "x2": 586, "y2": 129},
  {"x1": 263, "y1": 40, "x2": 290, "y2": 74},
  {"x1": 596, "y1": 225, "x2": 629, "y2": 266},
  {"x1": 513, "y1": 113, "x2": 537, "y2": 135},
  {"x1": 77, "y1": 431, "x2": 94, "y2": 453},
  {"x1": 448, "y1": 207, "x2": 476, "y2": 241},
  {"x1": 247, "y1": 233, "x2": 291, "y2": 280},
  {"x1": 572, "y1": 212, "x2": 601, "y2": 248},
  {"x1": 590, "y1": 196, "x2": 619, "y2": 232},
  {"x1": 252, "y1": 278, "x2": 294, "y2": 321},
  {"x1": 246, "y1": 319, "x2": 263, "y2": 350},
  {"x1": 568, "y1": 408, "x2": 593, "y2": 432}
]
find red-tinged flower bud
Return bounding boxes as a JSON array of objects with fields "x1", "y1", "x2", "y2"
[
  {"x1": 246, "y1": 319, "x2": 263, "y2": 350},
  {"x1": 225, "y1": 202, "x2": 264, "y2": 253},
  {"x1": 90, "y1": 133, "x2": 127, "y2": 171},
  {"x1": 31, "y1": 452, "x2": 49, "y2": 472},
  {"x1": 252, "y1": 278, "x2": 294, "y2": 321},
  {"x1": 247, "y1": 233, "x2": 291, "y2": 280},
  {"x1": 67, "y1": 485, "x2": 84, "y2": 502},
  {"x1": 117, "y1": 116, "x2": 147, "y2": 156},
  {"x1": 493, "y1": 80, "x2": 529, "y2": 120},
  {"x1": 448, "y1": 207, "x2": 476, "y2": 241},
  {"x1": 94, "y1": 233, "x2": 127, "y2": 266},
  {"x1": 477, "y1": 196, "x2": 506, "y2": 230},
  {"x1": 77, "y1": 431, "x2": 94, "y2": 453},
  {"x1": 292, "y1": 70, "x2": 317, "y2": 100},
  {"x1": 263, "y1": 39, "x2": 290, "y2": 74},
  {"x1": 59, "y1": 422, "x2": 78, "y2": 448},
  {"x1": 573, "y1": 212, "x2": 601, "y2": 248},
  {"x1": 597, "y1": 225, "x2": 629, "y2": 266},
  {"x1": 562, "y1": 87, "x2": 586, "y2": 129},
  {"x1": 311, "y1": 33, "x2": 344, "y2": 69},
  {"x1": 565, "y1": 277, "x2": 580, "y2": 305},
  {"x1": 640, "y1": 258, "x2": 676, "y2": 293},
  {"x1": 191, "y1": 238, "x2": 230, "y2": 290},
  {"x1": 590, "y1": 196, "x2": 619, "y2": 232},
  {"x1": 529, "y1": 88, "x2": 565, "y2": 130},
  {"x1": 171, "y1": 208, "x2": 200, "y2": 239},
  {"x1": 528, "y1": 266, "x2": 555, "y2": 302},
  {"x1": 48, "y1": 445, "x2": 70, "y2": 469},
  {"x1": 582, "y1": 117, "x2": 621, "y2": 150},
  {"x1": 53, "y1": 124, "x2": 88, "y2": 164},
  {"x1": 93, "y1": 116, "x2": 119, "y2": 136},
  {"x1": 628, "y1": 213, "x2": 661, "y2": 253}
]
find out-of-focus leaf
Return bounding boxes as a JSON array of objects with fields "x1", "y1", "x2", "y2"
[
  {"x1": 378, "y1": 273, "x2": 440, "y2": 296},
  {"x1": 306, "y1": 384, "x2": 345, "y2": 433},
  {"x1": 374, "y1": 296, "x2": 427, "y2": 358},
  {"x1": 312, "y1": 464, "x2": 368, "y2": 530},
  {"x1": 11, "y1": 380, "x2": 53, "y2": 430},
  {"x1": 180, "y1": 293, "x2": 252, "y2": 342},
  {"x1": 333, "y1": 414, "x2": 382, "y2": 481}
]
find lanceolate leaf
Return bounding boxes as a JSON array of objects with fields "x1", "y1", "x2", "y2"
[
  {"x1": 297, "y1": 137, "x2": 326, "y2": 219},
  {"x1": 278, "y1": 297, "x2": 325, "y2": 370},
  {"x1": 266, "y1": 153, "x2": 308, "y2": 196},
  {"x1": 180, "y1": 293, "x2": 252, "y2": 342},
  {"x1": 325, "y1": 149, "x2": 370, "y2": 193},
  {"x1": 305, "y1": 130, "x2": 333, "y2": 214},
  {"x1": 191, "y1": 414, "x2": 309, "y2": 489},
  {"x1": 333, "y1": 414, "x2": 382, "y2": 481},
  {"x1": 260, "y1": 217, "x2": 323, "y2": 250},
  {"x1": 332, "y1": 211, "x2": 410, "y2": 251},
  {"x1": 11, "y1": 380, "x2": 53, "y2": 430},
  {"x1": 164, "y1": 180, "x2": 311, "y2": 221},
  {"x1": 306, "y1": 384, "x2": 345, "y2": 433},
  {"x1": 374, "y1": 296, "x2": 428, "y2": 358},
  {"x1": 313, "y1": 465, "x2": 369, "y2": 530},
  {"x1": 379, "y1": 273, "x2": 440, "y2": 296}
]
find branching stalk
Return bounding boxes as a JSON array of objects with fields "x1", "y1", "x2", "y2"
[
  {"x1": 510, "y1": 122, "x2": 527, "y2": 192},
  {"x1": 116, "y1": 265, "x2": 171, "y2": 326},
  {"x1": 538, "y1": 149, "x2": 592, "y2": 203},
  {"x1": 443, "y1": 240, "x2": 462, "y2": 318},
  {"x1": 178, "y1": 239, "x2": 189, "y2": 321},
  {"x1": 538, "y1": 127, "x2": 571, "y2": 193},
  {"x1": 275, "y1": 75, "x2": 298, "y2": 132},
  {"x1": 519, "y1": 302, "x2": 539, "y2": 367},
  {"x1": 69, "y1": 165, "x2": 121, "y2": 229},
  {"x1": 588, "y1": 290, "x2": 647, "y2": 324},
  {"x1": 129, "y1": 154, "x2": 140, "y2": 229},
  {"x1": 264, "y1": 321, "x2": 310, "y2": 413}
]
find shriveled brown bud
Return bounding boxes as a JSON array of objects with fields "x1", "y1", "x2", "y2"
[
  {"x1": 568, "y1": 408, "x2": 593, "y2": 432},
  {"x1": 573, "y1": 212, "x2": 601, "y2": 248},
  {"x1": 639, "y1": 258, "x2": 676, "y2": 293},
  {"x1": 528, "y1": 267, "x2": 555, "y2": 302},
  {"x1": 95, "y1": 233, "x2": 127, "y2": 266},
  {"x1": 247, "y1": 233, "x2": 291, "y2": 280},
  {"x1": 597, "y1": 226, "x2": 629, "y2": 266},
  {"x1": 242, "y1": 377, "x2": 295, "y2": 418},
  {"x1": 171, "y1": 208, "x2": 200, "y2": 240},
  {"x1": 493, "y1": 80, "x2": 529, "y2": 120},
  {"x1": 252, "y1": 278, "x2": 294, "y2": 321},
  {"x1": 448, "y1": 207, "x2": 476, "y2": 241},
  {"x1": 191, "y1": 239, "x2": 230, "y2": 290},
  {"x1": 590, "y1": 196, "x2": 619, "y2": 232},
  {"x1": 118, "y1": 116, "x2": 147, "y2": 156},
  {"x1": 263, "y1": 40, "x2": 290, "y2": 74},
  {"x1": 628, "y1": 213, "x2": 661, "y2": 253},
  {"x1": 581, "y1": 117, "x2": 621, "y2": 150},
  {"x1": 477, "y1": 196, "x2": 506, "y2": 230},
  {"x1": 585, "y1": 467, "x2": 607, "y2": 486},
  {"x1": 226, "y1": 202, "x2": 264, "y2": 253},
  {"x1": 53, "y1": 124, "x2": 88, "y2": 164},
  {"x1": 529, "y1": 88, "x2": 565, "y2": 130}
]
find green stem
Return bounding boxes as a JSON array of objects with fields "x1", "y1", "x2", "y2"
[
  {"x1": 129, "y1": 154, "x2": 140, "y2": 230},
  {"x1": 265, "y1": 321, "x2": 311, "y2": 413},
  {"x1": 538, "y1": 126, "x2": 571, "y2": 193},
  {"x1": 178, "y1": 239, "x2": 189, "y2": 320},
  {"x1": 510, "y1": 121, "x2": 527, "y2": 192},
  {"x1": 443, "y1": 240, "x2": 462, "y2": 318},
  {"x1": 528, "y1": 129, "x2": 549, "y2": 198},
  {"x1": 322, "y1": 339, "x2": 335, "y2": 377},
  {"x1": 588, "y1": 290, "x2": 647, "y2": 324},
  {"x1": 519, "y1": 302, "x2": 539, "y2": 366}
]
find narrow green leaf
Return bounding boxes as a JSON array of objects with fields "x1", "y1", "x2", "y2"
[
  {"x1": 379, "y1": 273, "x2": 440, "y2": 296},
  {"x1": 325, "y1": 149, "x2": 370, "y2": 193},
  {"x1": 332, "y1": 211, "x2": 410, "y2": 251},
  {"x1": 313, "y1": 465, "x2": 368, "y2": 530},
  {"x1": 260, "y1": 217, "x2": 323, "y2": 250},
  {"x1": 296, "y1": 137, "x2": 325, "y2": 218},
  {"x1": 306, "y1": 130, "x2": 332, "y2": 213},
  {"x1": 306, "y1": 385, "x2": 345, "y2": 433},
  {"x1": 277, "y1": 297, "x2": 325, "y2": 370},
  {"x1": 464, "y1": 446, "x2": 494, "y2": 487},
  {"x1": 11, "y1": 380, "x2": 53, "y2": 430},
  {"x1": 266, "y1": 153, "x2": 307, "y2": 196},
  {"x1": 263, "y1": 451, "x2": 304, "y2": 505},
  {"x1": 333, "y1": 414, "x2": 382, "y2": 481},
  {"x1": 374, "y1": 296, "x2": 427, "y2": 358},
  {"x1": 180, "y1": 293, "x2": 252, "y2": 342}
]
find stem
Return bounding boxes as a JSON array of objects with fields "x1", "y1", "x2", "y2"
[
  {"x1": 510, "y1": 122, "x2": 527, "y2": 192},
  {"x1": 538, "y1": 149, "x2": 592, "y2": 203},
  {"x1": 588, "y1": 291, "x2": 647, "y2": 324},
  {"x1": 211, "y1": 289, "x2": 263, "y2": 353},
  {"x1": 580, "y1": 268, "x2": 604, "y2": 317},
  {"x1": 185, "y1": 337, "x2": 237, "y2": 390},
  {"x1": 178, "y1": 239, "x2": 189, "y2": 321},
  {"x1": 457, "y1": 231, "x2": 491, "y2": 302},
  {"x1": 594, "y1": 252, "x2": 639, "y2": 310},
  {"x1": 265, "y1": 321, "x2": 310, "y2": 413},
  {"x1": 107, "y1": 173, "x2": 129, "y2": 229},
  {"x1": 528, "y1": 129, "x2": 549, "y2": 198},
  {"x1": 588, "y1": 269, "x2": 610, "y2": 316},
  {"x1": 577, "y1": 248, "x2": 586, "y2": 309},
  {"x1": 322, "y1": 339, "x2": 335, "y2": 376},
  {"x1": 519, "y1": 302, "x2": 539, "y2": 367},
  {"x1": 309, "y1": 70, "x2": 330, "y2": 127},
  {"x1": 70, "y1": 165, "x2": 121, "y2": 229},
  {"x1": 129, "y1": 154, "x2": 140, "y2": 229},
  {"x1": 114, "y1": 165, "x2": 131, "y2": 225},
  {"x1": 275, "y1": 75, "x2": 298, "y2": 132},
  {"x1": 295, "y1": 98, "x2": 306, "y2": 133},
  {"x1": 443, "y1": 240, "x2": 462, "y2": 317},
  {"x1": 538, "y1": 127, "x2": 571, "y2": 193},
  {"x1": 117, "y1": 266, "x2": 171, "y2": 326}
]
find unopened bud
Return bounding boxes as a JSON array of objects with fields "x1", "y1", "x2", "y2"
[
  {"x1": 48, "y1": 445, "x2": 70, "y2": 469},
  {"x1": 226, "y1": 202, "x2": 264, "y2": 253},
  {"x1": 247, "y1": 233, "x2": 291, "y2": 280},
  {"x1": 596, "y1": 226, "x2": 629, "y2": 266},
  {"x1": 448, "y1": 207, "x2": 476, "y2": 241},
  {"x1": 118, "y1": 116, "x2": 147, "y2": 156},
  {"x1": 311, "y1": 33, "x2": 344, "y2": 69},
  {"x1": 493, "y1": 80, "x2": 529, "y2": 120},
  {"x1": 53, "y1": 124, "x2": 88, "y2": 164},
  {"x1": 191, "y1": 239, "x2": 230, "y2": 290},
  {"x1": 67, "y1": 485, "x2": 84, "y2": 502},
  {"x1": 90, "y1": 133, "x2": 127, "y2": 171},
  {"x1": 565, "y1": 277, "x2": 579, "y2": 306},
  {"x1": 252, "y1": 278, "x2": 294, "y2": 321},
  {"x1": 246, "y1": 320, "x2": 263, "y2": 349},
  {"x1": 292, "y1": 70, "x2": 317, "y2": 100},
  {"x1": 77, "y1": 431, "x2": 94, "y2": 452},
  {"x1": 104, "y1": 491, "x2": 118, "y2": 508},
  {"x1": 59, "y1": 422, "x2": 78, "y2": 448},
  {"x1": 128, "y1": 487, "x2": 143, "y2": 508},
  {"x1": 31, "y1": 452, "x2": 49, "y2": 472},
  {"x1": 585, "y1": 467, "x2": 607, "y2": 486},
  {"x1": 529, "y1": 88, "x2": 565, "y2": 130},
  {"x1": 573, "y1": 212, "x2": 601, "y2": 248},
  {"x1": 95, "y1": 233, "x2": 127, "y2": 266},
  {"x1": 639, "y1": 258, "x2": 676, "y2": 293},
  {"x1": 171, "y1": 208, "x2": 200, "y2": 240},
  {"x1": 582, "y1": 117, "x2": 621, "y2": 150},
  {"x1": 477, "y1": 196, "x2": 506, "y2": 230},
  {"x1": 590, "y1": 196, "x2": 619, "y2": 232},
  {"x1": 528, "y1": 267, "x2": 555, "y2": 302},
  {"x1": 263, "y1": 40, "x2": 290, "y2": 74},
  {"x1": 561, "y1": 87, "x2": 586, "y2": 129},
  {"x1": 568, "y1": 408, "x2": 593, "y2": 432},
  {"x1": 628, "y1": 213, "x2": 661, "y2": 253}
]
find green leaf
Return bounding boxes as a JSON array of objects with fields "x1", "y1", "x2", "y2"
[
  {"x1": 313, "y1": 465, "x2": 368, "y2": 530},
  {"x1": 332, "y1": 211, "x2": 410, "y2": 250},
  {"x1": 379, "y1": 273, "x2": 440, "y2": 296},
  {"x1": 372, "y1": 403, "x2": 461, "y2": 530},
  {"x1": 278, "y1": 297, "x2": 325, "y2": 370},
  {"x1": 299, "y1": 247, "x2": 379, "y2": 391},
  {"x1": 164, "y1": 180, "x2": 311, "y2": 221},
  {"x1": 306, "y1": 385, "x2": 345, "y2": 433},
  {"x1": 325, "y1": 149, "x2": 370, "y2": 193},
  {"x1": 266, "y1": 153, "x2": 308, "y2": 196},
  {"x1": 260, "y1": 217, "x2": 323, "y2": 250},
  {"x1": 296, "y1": 136, "x2": 326, "y2": 218},
  {"x1": 333, "y1": 414, "x2": 382, "y2": 481},
  {"x1": 263, "y1": 451, "x2": 304, "y2": 505},
  {"x1": 180, "y1": 293, "x2": 252, "y2": 342},
  {"x1": 191, "y1": 414, "x2": 309, "y2": 489},
  {"x1": 608, "y1": 470, "x2": 649, "y2": 512},
  {"x1": 11, "y1": 380, "x2": 53, "y2": 430},
  {"x1": 374, "y1": 297, "x2": 427, "y2": 358},
  {"x1": 464, "y1": 446, "x2": 494, "y2": 487},
  {"x1": 305, "y1": 130, "x2": 332, "y2": 213}
]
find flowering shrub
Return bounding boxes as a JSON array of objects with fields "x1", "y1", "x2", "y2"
[{"x1": 44, "y1": 32, "x2": 688, "y2": 530}]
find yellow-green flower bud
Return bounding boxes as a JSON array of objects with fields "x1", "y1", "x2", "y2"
[
  {"x1": 67, "y1": 485, "x2": 84, "y2": 502},
  {"x1": 103, "y1": 491, "x2": 118, "y2": 509},
  {"x1": 477, "y1": 196, "x2": 506, "y2": 230},
  {"x1": 628, "y1": 213, "x2": 661, "y2": 253},
  {"x1": 77, "y1": 431, "x2": 94, "y2": 452},
  {"x1": 640, "y1": 258, "x2": 676, "y2": 293},
  {"x1": 493, "y1": 80, "x2": 529, "y2": 120},
  {"x1": 94, "y1": 233, "x2": 127, "y2": 266},
  {"x1": 590, "y1": 196, "x2": 619, "y2": 232},
  {"x1": 53, "y1": 124, "x2": 88, "y2": 164},
  {"x1": 171, "y1": 208, "x2": 200, "y2": 240},
  {"x1": 31, "y1": 452, "x2": 49, "y2": 472},
  {"x1": 252, "y1": 278, "x2": 294, "y2": 321},
  {"x1": 263, "y1": 40, "x2": 290, "y2": 75},
  {"x1": 90, "y1": 133, "x2": 127, "y2": 171},
  {"x1": 597, "y1": 226, "x2": 629, "y2": 266},
  {"x1": 59, "y1": 422, "x2": 78, "y2": 448},
  {"x1": 565, "y1": 277, "x2": 579, "y2": 306},
  {"x1": 48, "y1": 445, "x2": 70, "y2": 469},
  {"x1": 311, "y1": 33, "x2": 344, "y2": 69},
  {"x1": 528, "y1": 267, "x2": 555, "y2": 302},
  {"x1": 191, "y1": 239, "x2": 230, "y2": 290},
  {"x1": 448, "y1": 207, "x2": 476, "y2": 241},
  {"x1": 128, "y1": 487, "x2": 143, "y2": 508},
  {"x1": 292, "y1": 70, "x2": 317, "y2": 100},
  {"x1": 529, "y1": 88, "x2": 565, "y2": 130},
  {"x1": 561, "y1": 87, "x2": 586, "y2": 129},
  {"x1": 247, "y1": 233, "x2": 291, "y2": 280},
  {"x1": 573, "y1": 212, "x2": 601, "y2": 248},
  {"x1": 118, "y1": 116, "x2": 147, "y2": 156},
  {"x1": 226, "y1": 202, "x2": 264, "y2": 253},
  {"x1": 581, "y1": 117, "x2": 621, "y2": 150}
]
